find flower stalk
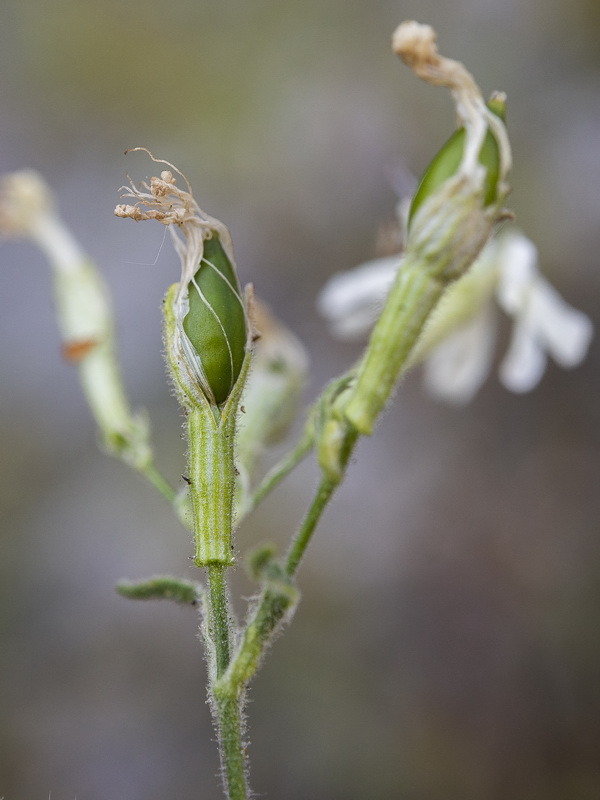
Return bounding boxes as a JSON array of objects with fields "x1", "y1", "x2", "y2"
[
  {"x1": 115, "y1": 151, "x2": 253, "y2": 798},
  {"x1": 341, "y1": 21, "x2": 512, "y2": 434}
]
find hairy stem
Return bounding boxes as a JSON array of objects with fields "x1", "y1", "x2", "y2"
[
  {"x1": 218, "y1": 465, "x2": 350, "y2": 697},
  {"x1": 187, "y1": 401, "x2": 249, "y2": 798},
  {"x1": 207, "y1": 566, "x2": 249, "y2": 800},
  {"x1": 285, "y1": 475, "x2": 338, "y2": 576},
  {"x1": 343, "y1": 266, "x2": 444, "y2": 435},
  {"x1": 207, "y1": 564, "x2": 232, "y2": 677},
  {"x1": 213, "y1": 689, "x2": 248, "y2": 800},
  {"x1": 245, "y1": 430, "x2": 313, "y2": 516}
]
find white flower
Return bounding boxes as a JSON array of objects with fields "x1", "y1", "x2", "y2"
[
  {"x1": 495, "y1": 235, "x2": 593, "y2": 393},
  {"x1": 0, "y1": 169, "x2": 152, "y2": 467},
  {"x1": 318, "y1": 230, "x2": 593, "y2": 403},
  {"x1": 317, "y1": 254, "x2": 400, "y2": 339}
]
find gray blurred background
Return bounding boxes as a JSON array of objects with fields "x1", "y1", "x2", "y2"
[{"x1": 1, "y1": 1, "x2": 599, "y2": 798}]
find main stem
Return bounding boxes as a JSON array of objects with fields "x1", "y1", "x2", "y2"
[
  {"x1": 207, "y1": 564, "x2": 232, "y2": 676},
  {"x1": 207, "y1": 565, "x2": 248, "y2": 800},
  {"x1": 188, "y1": 405, "x2": 249, "y2": 799}
]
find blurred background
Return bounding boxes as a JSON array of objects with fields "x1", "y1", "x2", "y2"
[{"x1": 1, "y1": 0, "x2": 599, "y2": 798}]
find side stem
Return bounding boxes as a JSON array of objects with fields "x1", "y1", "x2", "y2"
[
  {"x1": 245, "y1": 430, "x2": 314, "y2": 517},
  {"x1": 285, "y1": 476, "x2": 337, "y2": 576}
]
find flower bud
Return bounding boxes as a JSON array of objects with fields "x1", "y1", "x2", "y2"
[
  {"x1": 115, "y1": 151, "x2": 250, "y2": 410},
  {"x1": 341, "y1": 23, "x2": 513, "y2": 435},
  {"x1": 408, "y1": 96, "x2": 506, "y2": 228},
  {"x1": 182, "y1": 232, "x2": 247, "y2": 406}
]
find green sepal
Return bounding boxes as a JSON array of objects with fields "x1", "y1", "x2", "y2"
[
  {"x1": 183, "y1": 234, "x2": 247, "y2": 406},
  {"x1": 408, "y1": 98, "x2": 506, "y2": 227}
]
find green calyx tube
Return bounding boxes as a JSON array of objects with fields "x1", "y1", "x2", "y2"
[
  {"x1": 408, "y1": 97, "x2": 506, "y2": 227},
  {"x1": 183, "y1": 233, "x2": 247, "y2": 406}
]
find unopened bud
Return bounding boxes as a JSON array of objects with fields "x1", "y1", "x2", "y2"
[
  {"x1": 182, "y1": 233, "x2": 247, "y2": 406},
  {"x1": 115, "y1": 150, "x2": 250, "y2": 410}
]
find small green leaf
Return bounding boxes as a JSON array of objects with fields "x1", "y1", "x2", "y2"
[{"x1": 117, "y1": 576, "x2": 201, "y2": 605}]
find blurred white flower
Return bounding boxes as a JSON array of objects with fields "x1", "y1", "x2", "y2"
[
  {"x1": 0, "y1": 169, "x2": 153, "y2": 467},
  {"x1": 318, "y1": 230, "x2": 593, "y2": 403}
]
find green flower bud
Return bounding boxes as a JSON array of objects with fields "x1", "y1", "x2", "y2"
[
  {"x1": 408, "y1": 97, "x2": 506, "y2": 227},
  {"x1": 115, "y1": 156, "x2": 250, "y2": 410},
  {"x1": 182, "y1": 233, "x2": 247, "y2": 406}
]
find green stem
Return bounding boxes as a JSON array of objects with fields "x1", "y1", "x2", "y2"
[
  {"x1": 217, "y1": 254, "x2": 450, "y2": 690},
  {"x1": 246, "y1": 430, "x2": 313, "y2": 515},
  {"x1": 344, "y1": 265, "x2": 444, "y2": 435},
  {"x1": 285, "y1": 475, "x2": 338, "y2": 576},
  {"x1": 218, "y1": 466, "x2": 348, "y2": 697},
  {"x1": 206, "y1": 565, "x2": 249, "y2": 800},
  {"x1": 187, "y1": 402, "x2": 249, "y2": 798},
  {"x1": 218, "y1": 585, "x2": 295, "y2": 695},
  {"x1": 179, "y1": 391, "x2": 246, "y2": 796},
  {"x1": 139, "y1": 462, "x2": 177, "y2": 503},
  {"x1": 213, "y1": 688, "x2": 249, "y2": 800},
  {"x1": 207, "y1": 565, "x2": 232, "y2": 677}
]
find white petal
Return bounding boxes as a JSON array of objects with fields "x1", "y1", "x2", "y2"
[
  {"x1": 499, "y1": 318, "x2": 547, "y2": 392},
  {"x1": 496, "y1": 229, "x2": 593, "y2": 388},
  {"x1": 422, "y1": 304, "x2": 496, "y2": 404},
  {"x1": 525, "y1": 278, "x2": 593, "y2": 367},
  {"x1": 495, "y1": 232, "x2": 539, "y2": 315},
  {"x1": 326, "y1": 304, "x2": 386, "y2": 339},
  {"x1": 317, "y1": 255, "x2": 400, "y2": 339}
]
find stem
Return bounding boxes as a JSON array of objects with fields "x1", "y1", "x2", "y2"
[
  {"x1": 140, "y1": 462, "x2": 177, "y2": 503},
  {"x1": 285, "y1": 476, "x2": 337, "y2": 576},
  {"x1": 344, "y1": 265, "x2": 444, "y2": 435},
  {"x1": 207, "y1": 565, "x2": 232, "y2": 676},
  {"x1": 206, "y1": 565, "x2": 249, "y2": 800},
  {"x1": 245, "y1": 430, "x2": 313, "y2": 515},
  {"x1": 186, "y1": 403, "x2": 249, "y2": 798},
  {"x1": 213, "y1": 689, "x2": 249, "y2": 800},
  {"x1": 219, "y1": 468, "x2": 347, "y2": 696}
]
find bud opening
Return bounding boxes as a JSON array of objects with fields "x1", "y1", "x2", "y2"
[{"x1": 408, "y1": 97, "x2": 507, "y2": 227}]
